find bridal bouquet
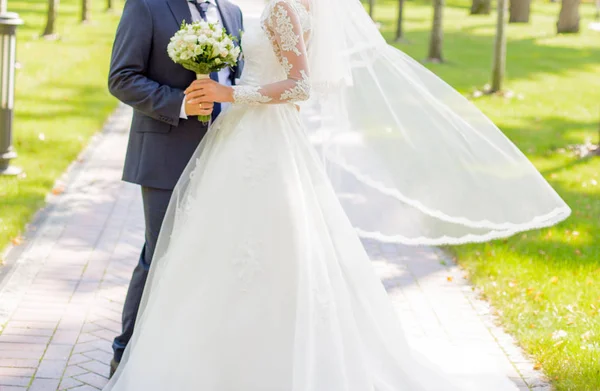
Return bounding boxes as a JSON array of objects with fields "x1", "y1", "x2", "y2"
[{"x1": 168, "y1": 21, "x2": 241, "y2": 123}]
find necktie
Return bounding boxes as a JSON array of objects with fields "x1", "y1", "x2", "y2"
[
  {"x1": 189, "y1": 0, "x2": 210, "y2": 21},
  {"x1": 188, "y1": 0, "x2": 221, "y2": 121}
]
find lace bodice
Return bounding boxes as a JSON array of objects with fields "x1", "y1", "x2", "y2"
[{"x1": 233, "y1": 0, "x2": 312, "y2": 105}]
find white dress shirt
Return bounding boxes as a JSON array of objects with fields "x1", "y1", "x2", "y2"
[{"x1": 180, "y1": 0, "x2": 233, "y2": 119}]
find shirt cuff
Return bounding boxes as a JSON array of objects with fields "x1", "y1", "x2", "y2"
[{"x1": 180, "y1": 98, "x2": 188, "y2": 119}]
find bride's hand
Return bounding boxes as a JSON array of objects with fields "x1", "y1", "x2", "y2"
[{"x1": 185, "y1": 79, "x2": 234, "y2": 104}]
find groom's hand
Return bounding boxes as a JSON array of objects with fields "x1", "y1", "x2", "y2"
[{"x1": 185, "y1": 99, "x2": 214, "y2": 117}]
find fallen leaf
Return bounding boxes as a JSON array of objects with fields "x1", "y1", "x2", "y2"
[
  {"x1": 11, "y1": 236, "x2": 23, "y2": 246},
  {"x1": 526, "y1": 287, "x2": 535, "y2": 295},
  {"x1": 447, "y1": 276, "x2": 453, "y2": 282},
  {"x1": 550, "y1": 276, "x2": 559, "y2": 284},
  {"x1": 533, "y1": 363, "x2": 542, "y2": 370},
  {"x1": 51, "y1": 185, "x2": 65, "y2": 195}
]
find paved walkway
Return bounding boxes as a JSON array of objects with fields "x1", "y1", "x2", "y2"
[{"x1": 0, "y1": 105, "x2": 551, "y2": 391}]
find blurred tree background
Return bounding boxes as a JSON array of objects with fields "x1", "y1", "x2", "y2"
[{"x1": 0, "y1": 0, "x2": 123, "y2": 258}]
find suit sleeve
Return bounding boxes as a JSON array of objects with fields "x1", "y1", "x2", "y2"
[{"x1": 108, "y1": 0, "x2": 184, "y2": 126}]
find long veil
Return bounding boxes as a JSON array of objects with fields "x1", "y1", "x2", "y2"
[{"x1": 304, "y1": 0, "x2": 570, "y2": 245}]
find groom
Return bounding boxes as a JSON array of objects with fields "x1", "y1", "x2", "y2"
[{"x1": 107, "y1": 0, "x2": 243, "y2": 377}]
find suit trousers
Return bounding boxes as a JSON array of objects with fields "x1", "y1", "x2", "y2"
[{"x1": 112, "y1": 187, "x2": 173, "y2": 362}]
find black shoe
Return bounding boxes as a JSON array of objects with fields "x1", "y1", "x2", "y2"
[{"x1": 110, "y1": 358, "x2": 119, "y2": 379}]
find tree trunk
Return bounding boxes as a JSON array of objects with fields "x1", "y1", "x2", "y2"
[
  {"x1": 81, "y1": 0, "x2": 90, "y2": 23},
  {"x1": 428, "y1": 0, "x2": 444, "y2": 62},
  {"x1": 596, "y1": 0, "x2": 600, "y2": 20},
  {"x1": 395, "y1": 0, "x2": 405, "y2": 41},
  {"x1": 491, "y1": 0, "x2": 508, "y2": 92},
  {"x1": 369, "y1": 0, "x2": 375, "y2": 18},
  {"x1": 557, "y1": 0, "x2": 580, "y2": 33},
  {"x1": 107, "y1": 0, "x2": 113, "y2": 11},
  {"x1": 42, "y1": 0, "x2": 59, "y2": 37},
  {"x1": 509, "y1": 0, "x2": 531, "y2": 23},
  {"x1": 470, "y1": 0, "x2": 491, "y2": 15}
]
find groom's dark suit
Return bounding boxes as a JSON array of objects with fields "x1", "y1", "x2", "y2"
[{"x1": 108, "y1": 0, "x2": 243, "y2": 364}]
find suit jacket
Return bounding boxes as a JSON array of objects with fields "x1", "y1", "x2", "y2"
[{"x1": 108, "y1": 0, "x2": 244, "y2": 190}]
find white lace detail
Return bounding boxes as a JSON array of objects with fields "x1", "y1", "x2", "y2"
[
  {"x1": 355, "y1": 206, "x2": 570, "y2": 246},
  {"x1": 262, "y1": 0, "x2": 311, "y2": 74},
  {"x1": 243, "y1": 143, "x2": 275, "y2": 187},
  {"x1": 272, "y1": 4, "x2": 301, "y2": 56},
  {"x1": 313, "y1": 285, "x2": 333, "y2": 326},
  {"x1": 234, "y1": 0, "x2": 311, "y2": 105},
  {"x1": 188, "y1": 157, "x2": 202, "y2": 181},
  {"x1": 233, "y1": 85, "x2": 273, "y2": 104},
  {"x1": 281, "y1": 57, "x2": 293, "y2": 74},
  {"x1": 280, "y1": 70, "x2": 310, "y2": 102},
  {"x1": 232, "y1": 240, "x2": 263, "y2": 291}
]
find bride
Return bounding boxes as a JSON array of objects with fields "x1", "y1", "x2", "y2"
[{"x1": 104, "y1": 0, "x2": 570, "y2": 389}]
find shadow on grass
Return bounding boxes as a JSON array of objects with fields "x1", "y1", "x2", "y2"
[{"x1": 498, "y1": 116, "x2": 599, "y2": 152}]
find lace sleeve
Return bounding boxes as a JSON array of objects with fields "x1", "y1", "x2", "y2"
[{"x1": 233, "y1": 1, "x2": 310, "y2": 105}]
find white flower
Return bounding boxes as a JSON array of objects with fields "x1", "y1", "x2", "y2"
[
  {"x1": 168, "y1": 20, "x2": 238, "y2": 70},
  {"x1": 552, "y1": 330, "x2": 568, "y2": 340}
]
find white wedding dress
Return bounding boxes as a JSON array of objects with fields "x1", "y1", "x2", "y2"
[{"x1": 104, "y1": 1, "x2": 553, "y2": 390}]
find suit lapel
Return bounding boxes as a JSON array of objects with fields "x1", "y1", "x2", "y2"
[
  {"x1": 167, "y1": 0, "x2": 192, "y2": 28},
  {"x1": 215, "y1": 0, "x2": 234, "y2": 36},
  {"x1": 215, "y1": 0, "x2": 241, "y2": 83}
]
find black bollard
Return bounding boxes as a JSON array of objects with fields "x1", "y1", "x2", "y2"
[{"x1": 0, "y1": 12, "x2": 23, "y2": 176}]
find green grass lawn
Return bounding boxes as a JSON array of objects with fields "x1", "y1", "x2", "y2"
[
  {"x1": 0, "y1": 0, "x2": 123, "y2": 254},
  {"x1": 371, "y1": 0, "x2": 600, "y2": 389}
]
